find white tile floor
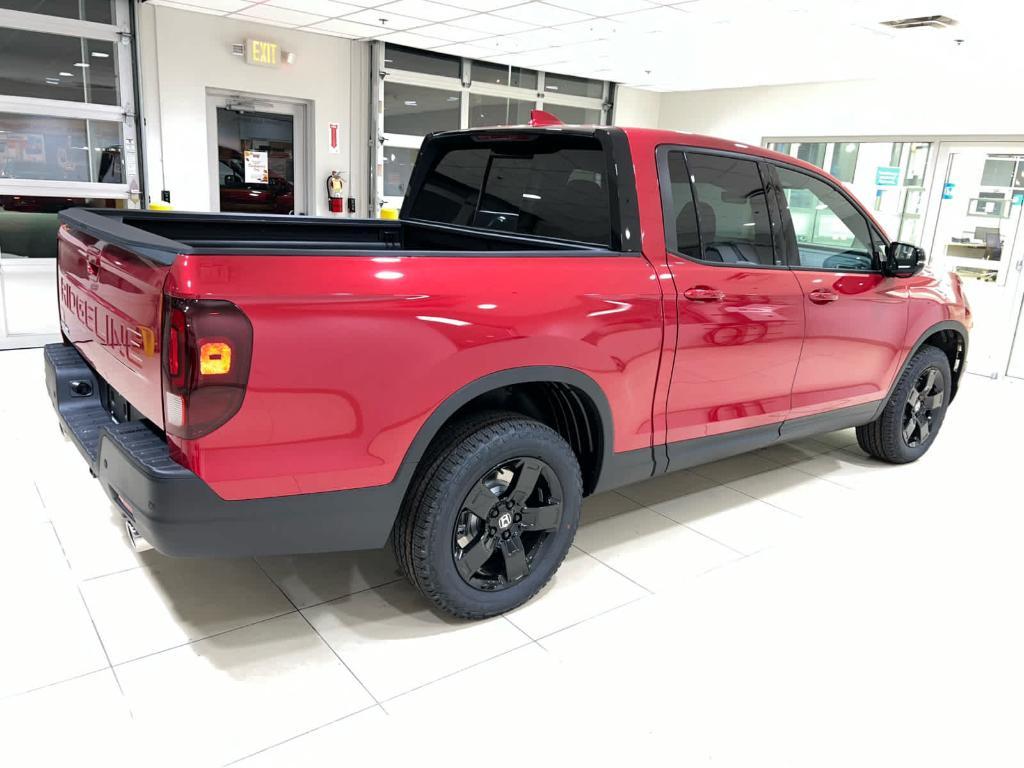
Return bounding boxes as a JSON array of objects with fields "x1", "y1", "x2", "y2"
[{"x1": 2, "y1": 346, "x2": 1023, "y2": 767}]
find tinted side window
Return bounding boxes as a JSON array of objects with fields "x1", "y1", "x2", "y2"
[
  {"x1": 662, "y1": 151, "x2": 702, "y2": 260},
  {"x1": 408, "y1": 137, "x2": 611, "y2": 246},
  {"x1": 687, "y1": 154, "x2": 776, "y2": 266},
  {"x1": 775, "y1": 165, "x2": 876, "y2": 272},
  {"x1": 409, "y1": 148, "x2": 489, "y2": 227}
]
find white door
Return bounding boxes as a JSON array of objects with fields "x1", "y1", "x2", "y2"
[
  {"x1": 927, "y1": 143, "x2": 1024, "y2": 378},
  {"x1": 207, "y1": 93, "x2": 307, "y2": 215}
]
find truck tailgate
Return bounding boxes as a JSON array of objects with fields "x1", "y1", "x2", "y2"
[{"x1": 57, "y1": 224, "x2": 169, "y2": 426}]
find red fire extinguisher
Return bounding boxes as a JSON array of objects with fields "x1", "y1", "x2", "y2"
[{"x1": 327, "y1": 171, "x2": 344, "y2": 214}]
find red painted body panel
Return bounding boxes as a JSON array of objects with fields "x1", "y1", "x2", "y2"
[
  {"x1": 165, "y1": 253, "x2": 663, "y2": 500},
  {"x1": 57, "y1": 227, "x2": 166, "y2": 424},
  {"x1": 55, "y1": 126, "x2": 971, "y2": 507},
  {"x1": 788, "y1": 270, "x2": 909, "y2": 417}
]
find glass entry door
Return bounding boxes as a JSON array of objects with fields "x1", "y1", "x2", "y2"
[
  {"x1": 207, "y1": 93, "x2": 306, "y2": 215},
  {"x1": 928, "y1": 143, "x2": 1024, "y2": 377}
]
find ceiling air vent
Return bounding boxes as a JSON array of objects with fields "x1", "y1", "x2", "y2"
[{"x1": 881, "y1": 15, "x2": 957, "y2": 30}]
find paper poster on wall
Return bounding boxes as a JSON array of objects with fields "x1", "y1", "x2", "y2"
[
  {"x1": 328, "y1": 122, "x2": 340, "y2": 154},
  {"x1": 244, "y1": 150, "x2": 269, "y2": 184}
]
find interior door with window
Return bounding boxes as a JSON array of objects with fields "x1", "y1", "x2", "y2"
[
  {"x1": 771, "y1": 164, "x2": 908, "y2": 417},
  {"x1": 659, "y1": 150, "x2": 805, "y2": 445},
  {"x1": 208, "y1": 94, "x2": 305, "y2": 215},
  {"x1": 927, "y1": 143, "x2": 1024, "y2": 378}
]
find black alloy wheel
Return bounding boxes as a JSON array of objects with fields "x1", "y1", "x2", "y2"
[
  {"x1": 452, "y1": 457, "x2": 563, "y2": 591},
  {"x1": 902, "y1": 366, "x2": 944, "y2": 448},
  {"x1": 392, "y1": 412, "x2": 582, "y2": 619},
  {"x1": 856, "y1": 344, "x2": 952, "y2": 464}
]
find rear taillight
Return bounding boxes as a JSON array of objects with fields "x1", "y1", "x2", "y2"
[{"x1": 161, "y1": 297, "x2": 252, "y2": 439}]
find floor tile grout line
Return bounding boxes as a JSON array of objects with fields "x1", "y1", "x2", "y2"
[
  {"x1": 111, "y1": 609, "x2": 298, "y2": 668},
  {"x1": 534, "y1": 592, "x2": 652, "y2": 647},
  {"x1": 75, "y1": 582, "x2": 129, "y2": 699},
  {"x1": 500, "y1": 611, "x2": 543, "y2": 646},
  {"x1": 568, "y1": 544, "x2": 655, "y2": 596},
  {"x1": 47, "y1": 519, "x2": 129, "y2": 699},
  {"x1": 379, "y1": 639, "x2": 537, "y2": 706},
  {"x1": 32, "y1": 479, "x2": 46, "y2": 510},
  {"x1": 290, "y1": 576, "x2": 406, "y2": 613},
  {"x1": 251, "y1": 558, "x2": 386, "y2": 713},
  {"x1": 221, "y1": 703, "x2": 383, "y2": 767},
  {"x1": 78, "y1": 562, "x2": 150, "y2": 584},
  {"x1": 0, "y1": 663, "x2": 110, "y2": 703},
  {"x1": 615, "y1": 493, "x2": 750, "y2": 558}
]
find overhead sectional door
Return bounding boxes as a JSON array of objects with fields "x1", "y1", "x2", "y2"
[{"x1": 0, "y1": 0, "x2": 139, "y2": 349}]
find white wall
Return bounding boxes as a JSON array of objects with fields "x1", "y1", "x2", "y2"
[
  {"x1": 612, "y1": 86, "x2": 661, "y2": 128},
  {"x1": 656, "y1": 76, "x2": 1024, "y2": 144},
  {"x1": 137, "y1": 4, "x2": 370, "y2": 216}
]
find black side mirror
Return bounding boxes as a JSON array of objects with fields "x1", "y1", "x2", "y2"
[{"x1": 883, "y1": 241, "x2": 926, "y2": 278}]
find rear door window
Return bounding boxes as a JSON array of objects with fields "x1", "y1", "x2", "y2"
[
  {"x1": 408, "y1": 135, "x2": 611, "y2": 246},
  {"x1": 685, "y1": 153, "x2": 777, "y2": 266}
]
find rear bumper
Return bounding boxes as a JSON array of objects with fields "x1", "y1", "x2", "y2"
[{"x1": 44, "y1": 343, "x2": 401, "y2": 556}]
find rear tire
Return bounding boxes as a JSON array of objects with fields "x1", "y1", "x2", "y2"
[
  {"x1": 856, "y1": 345, "x2": 951, "y2": 464},
  {"x1": 392, "y1": 412, "x2": 582, "y2": 619}
]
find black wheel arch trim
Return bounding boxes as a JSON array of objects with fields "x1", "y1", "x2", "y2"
[
  {"x1": 396, "y1": 366, "x2": 620, "y2": 494},
  {"x1": 874, "y1": 319, "x2": 968, "y2": 420}
]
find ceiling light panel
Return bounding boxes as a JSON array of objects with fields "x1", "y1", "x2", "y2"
[
  {"x1": 547, "y1": 0, "x2": 656, "y2": 13},
  {"x1": 413, "y1": 23, "x2": 488, "y2": 42},
  {"x1": 492, "y1": 2, "x2": 592, "y2": 26},
  {"x1": 381, "y1": 30, "x2": 450, "y2": 47},
  {"x1": 608, "y1": 6, "x2": 690, "y2": 32},
  {"x1": 307, "y1": 17, "x2": 392, "y2": 37},
  {"x1": 342, "y1": 8, "x2": 426, "y2": 30},
  {"x1": 376, "y1": 0, "x2": 473, "y2": 22},
  {"x1": 265, "y1": 0, "x2": 361, "y2": 15},
  {"x1": 232, "y1": 5, "x2": 327, "y2": 25},
  {"x1": 155, "y1": 0, "x2": 249, "y2": 13},
  {"x1": 452, "y1": 13, "x2": 537, "y2": 34},
  {"x1": 441, "y1": 0, "x2": 530, "y2": 11}
]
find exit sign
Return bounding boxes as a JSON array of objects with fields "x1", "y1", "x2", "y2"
[{"x1": 245, "y1": 39, "x2": 281, "y2": 67}]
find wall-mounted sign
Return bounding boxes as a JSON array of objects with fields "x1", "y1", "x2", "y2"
[
  {"x1": 246, "y1": 39, "x2": 281, "y2": 67},
  {"x1": 328, "y1": 122, "x2": 340, "y2": 154},
  {"x1": 875, "y1": 166, "x2": 901, "y2": 186}
]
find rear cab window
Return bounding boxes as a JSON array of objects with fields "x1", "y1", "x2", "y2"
[
  {"x1": 659, "y1": 149, "x2": 778, "y2": 266},
  {"x1": 406, "y1": 133, "x2": 612, "y2": 247}
]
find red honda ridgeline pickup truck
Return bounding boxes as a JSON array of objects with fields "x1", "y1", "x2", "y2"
[{"x1": 47, "y1": 122, "x2": 970, "y2": 618}]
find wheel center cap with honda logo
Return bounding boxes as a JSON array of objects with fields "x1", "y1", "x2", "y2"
[{"x1": 497, "y1": 512, "x2": 513, "y2": 530}]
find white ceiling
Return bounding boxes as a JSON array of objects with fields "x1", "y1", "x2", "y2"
[{"x1": 147, "y1": 0, "x2": 1017, "y2": 91}]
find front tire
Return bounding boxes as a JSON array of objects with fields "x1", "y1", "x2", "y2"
[
  {"x1": 856, "y1": 345, "x2": 951, "y2": 464},
  {"x1": 392, "y1": 413, "x2": 582, "y2": 619}
]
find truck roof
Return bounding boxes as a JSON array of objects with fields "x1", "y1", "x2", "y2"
[{"x1": 427, "y1": 124, "x2": 830, "y2": 180}]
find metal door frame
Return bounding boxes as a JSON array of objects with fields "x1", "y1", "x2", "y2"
[{"x1": 205, "y1": 88, "x2": 311, "y2": 215}]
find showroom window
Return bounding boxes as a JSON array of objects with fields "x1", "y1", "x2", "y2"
[
  {"x1": 373, "y1": 42, "x2": 610, "y2": 213},
  {"x1": 767, "y1": 140, "x2": 932, "y2": 245},
  {"x1": 0, "y1": 0, "x2": 138, "y2": 348}
]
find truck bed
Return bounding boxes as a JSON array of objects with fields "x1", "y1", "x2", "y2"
[{"x1": 59, "y1": 208, "x2": 607, "y2": 266}]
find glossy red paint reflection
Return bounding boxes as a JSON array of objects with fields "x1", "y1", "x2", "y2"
[{"x1": 56, "y1": 127, "x2": 970, "y2": 504}]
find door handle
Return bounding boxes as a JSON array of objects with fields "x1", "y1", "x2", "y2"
[
  {"x1": 683, "y1": 286, "x2": 725, "y2": 302},
  {"x1": 808, "y1": 288, "x2": 839, "y2": 304}
]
